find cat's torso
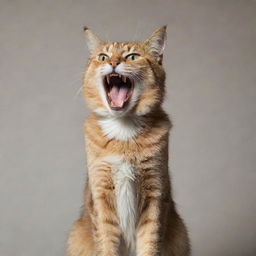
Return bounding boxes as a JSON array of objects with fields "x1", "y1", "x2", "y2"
[{"x1": 84, "y1": 111, "x2": 171, "y2": 255}]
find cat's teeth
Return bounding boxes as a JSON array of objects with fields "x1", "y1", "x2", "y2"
[
  {"x1": 122, "y1": 76, "x2": 127, "y2": 83},
  {"x1": 106, "y1": 75, "x2": 110, "y2": 84},
  {"x1": 118, "y1": 74, "x2": 121, "y2": 78}
]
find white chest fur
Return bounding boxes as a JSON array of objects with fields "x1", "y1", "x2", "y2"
[
  {"x1": 98, "y1": 116, "x2": 142, "y2": 141},
  {"x1": 104, "y1": 156, "x2": 137, "y2": 252}
]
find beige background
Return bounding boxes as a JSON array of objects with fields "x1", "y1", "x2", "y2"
[{"x1": 1, "y1": 0, "x2": 256, "y2": 255}]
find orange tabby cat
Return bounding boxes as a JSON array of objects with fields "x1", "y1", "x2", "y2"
[{"x1": 67, "y1": 26, "x2": 190, "y2": 256}]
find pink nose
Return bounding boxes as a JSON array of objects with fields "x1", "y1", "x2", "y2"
[{"x1": 109, "y1": 61, "x2": 120, "y2": 68}]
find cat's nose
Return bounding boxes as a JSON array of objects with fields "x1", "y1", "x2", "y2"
[{"x1": 109, "y1": 61, "x2": 120, "y2": 68}]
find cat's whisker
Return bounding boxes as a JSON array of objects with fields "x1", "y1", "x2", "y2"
[
  {"x1": 74, "y1": 84, "x2": 84, "y2": 99},
  {"x1": 70, "y1": 72, "x2": 86, "y2": 99}
]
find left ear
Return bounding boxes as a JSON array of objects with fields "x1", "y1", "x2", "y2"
[
  {"x1": 83, "y1": 26, "x2": 104, "y2": 54},
  {"x1": 144, "y1": 26, "x2": 167, "y2": 64}
]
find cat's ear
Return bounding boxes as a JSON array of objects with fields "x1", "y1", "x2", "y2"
[
  {"x1": 83, "y1": 27, "x2": 104, "y2": 53},
  {"x1": 144, "y1": 26, "x2": 167, "y2": 64}
]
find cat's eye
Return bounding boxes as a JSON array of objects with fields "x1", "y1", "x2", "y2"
[
  {"x1": 125, "y1": 53, "x2": 140, "y2": 61},
  {"x1": 98, "y1": 54, "x2": 109, "y2": 61}
]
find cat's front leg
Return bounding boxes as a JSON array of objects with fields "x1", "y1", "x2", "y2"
[
  {"x1": 90, "y1": 166, "x2": 121, "y2": 256},
  {"x1": 136, "y1": 171, "x2": 161, "y2": 256}
]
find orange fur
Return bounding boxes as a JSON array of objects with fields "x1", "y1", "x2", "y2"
[{"x1": 67, "y1": 26, "x2": 190, "y2": 256}]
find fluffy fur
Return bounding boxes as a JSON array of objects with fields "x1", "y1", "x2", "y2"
[
  {"x1": 111, "y1": 157, "x2": 137, "y2": 252},
  {"x1": 67, "y1": 26, "x2": 190, "y2": 256},
  {"x1": 98, "y1": 116, "x2": 143, "y2": 141}
]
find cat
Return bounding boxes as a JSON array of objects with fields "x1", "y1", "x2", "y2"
[{"x1": 67, "y1": 26, "x2": 190, "y2": 256}]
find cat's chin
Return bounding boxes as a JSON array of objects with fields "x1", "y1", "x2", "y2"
[{"x1": 103, "y1": 72, "x2": 134, "y2": 112}]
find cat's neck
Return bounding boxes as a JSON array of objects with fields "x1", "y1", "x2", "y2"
[
  {"x1": 95, "y1": 107, "x2": 168, "y2": 141},
  {"x1": 97, "y1": 114, "x2": 144, "y2": 141}
]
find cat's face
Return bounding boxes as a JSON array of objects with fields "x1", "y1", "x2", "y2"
[{"x1": 83, "y1": 27, "x2": 166, "y2": 117}]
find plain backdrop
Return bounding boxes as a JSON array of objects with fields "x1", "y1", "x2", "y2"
[{"x1": 0, "y1": 0, "x2": 256, "y2": 255}]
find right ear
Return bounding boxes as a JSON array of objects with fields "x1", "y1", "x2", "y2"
[
  {"x1": 83, "y1": 27, "x2": 104, "y2": 53},
  {"x1": 144, "y1": 26, "x2": 167, "y2": 64}
]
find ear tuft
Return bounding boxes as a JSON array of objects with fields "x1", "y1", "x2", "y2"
[
  {"x1": 144, "y1": 26, "x2": 167, "y2": 61},
  {"x1": 83, "y1": 26, "x2": 89, "y2": 32},
  {"x1": 83, "y1": 27, "x2": 103, "y2": 54}
]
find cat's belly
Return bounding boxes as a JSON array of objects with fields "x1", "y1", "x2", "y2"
[{"x1": 104, "y1": 155, "x2": 137, "y2": 254}]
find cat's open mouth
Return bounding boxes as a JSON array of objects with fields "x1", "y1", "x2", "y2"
[{"x1": 103, "y1": 73, "x2": 134, "y2": 111}]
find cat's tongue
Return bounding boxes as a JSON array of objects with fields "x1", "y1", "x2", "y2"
[{"x1": 108, "y1": 85, "x2": 129, "y2": 108}]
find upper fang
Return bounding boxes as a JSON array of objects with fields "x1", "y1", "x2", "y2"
[
  {"x1": 106, "y1": 75, "x2": 110, "y2": 84},
  {"x1": 122, "y1": 76, "x2": 127, "y2": 83}
]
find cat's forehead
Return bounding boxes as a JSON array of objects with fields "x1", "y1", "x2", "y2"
[{"x1": 101, "y1": 42, "x2": 143, "y2": 54}]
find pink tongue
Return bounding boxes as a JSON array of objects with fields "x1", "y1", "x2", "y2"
[{"x1": 109, "y1": 85, "x2": 129, "y2": 108}]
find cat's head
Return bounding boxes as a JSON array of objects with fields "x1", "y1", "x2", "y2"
[{"x1": 83, "y1": 26, "x2": 167, "y2": 117}]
